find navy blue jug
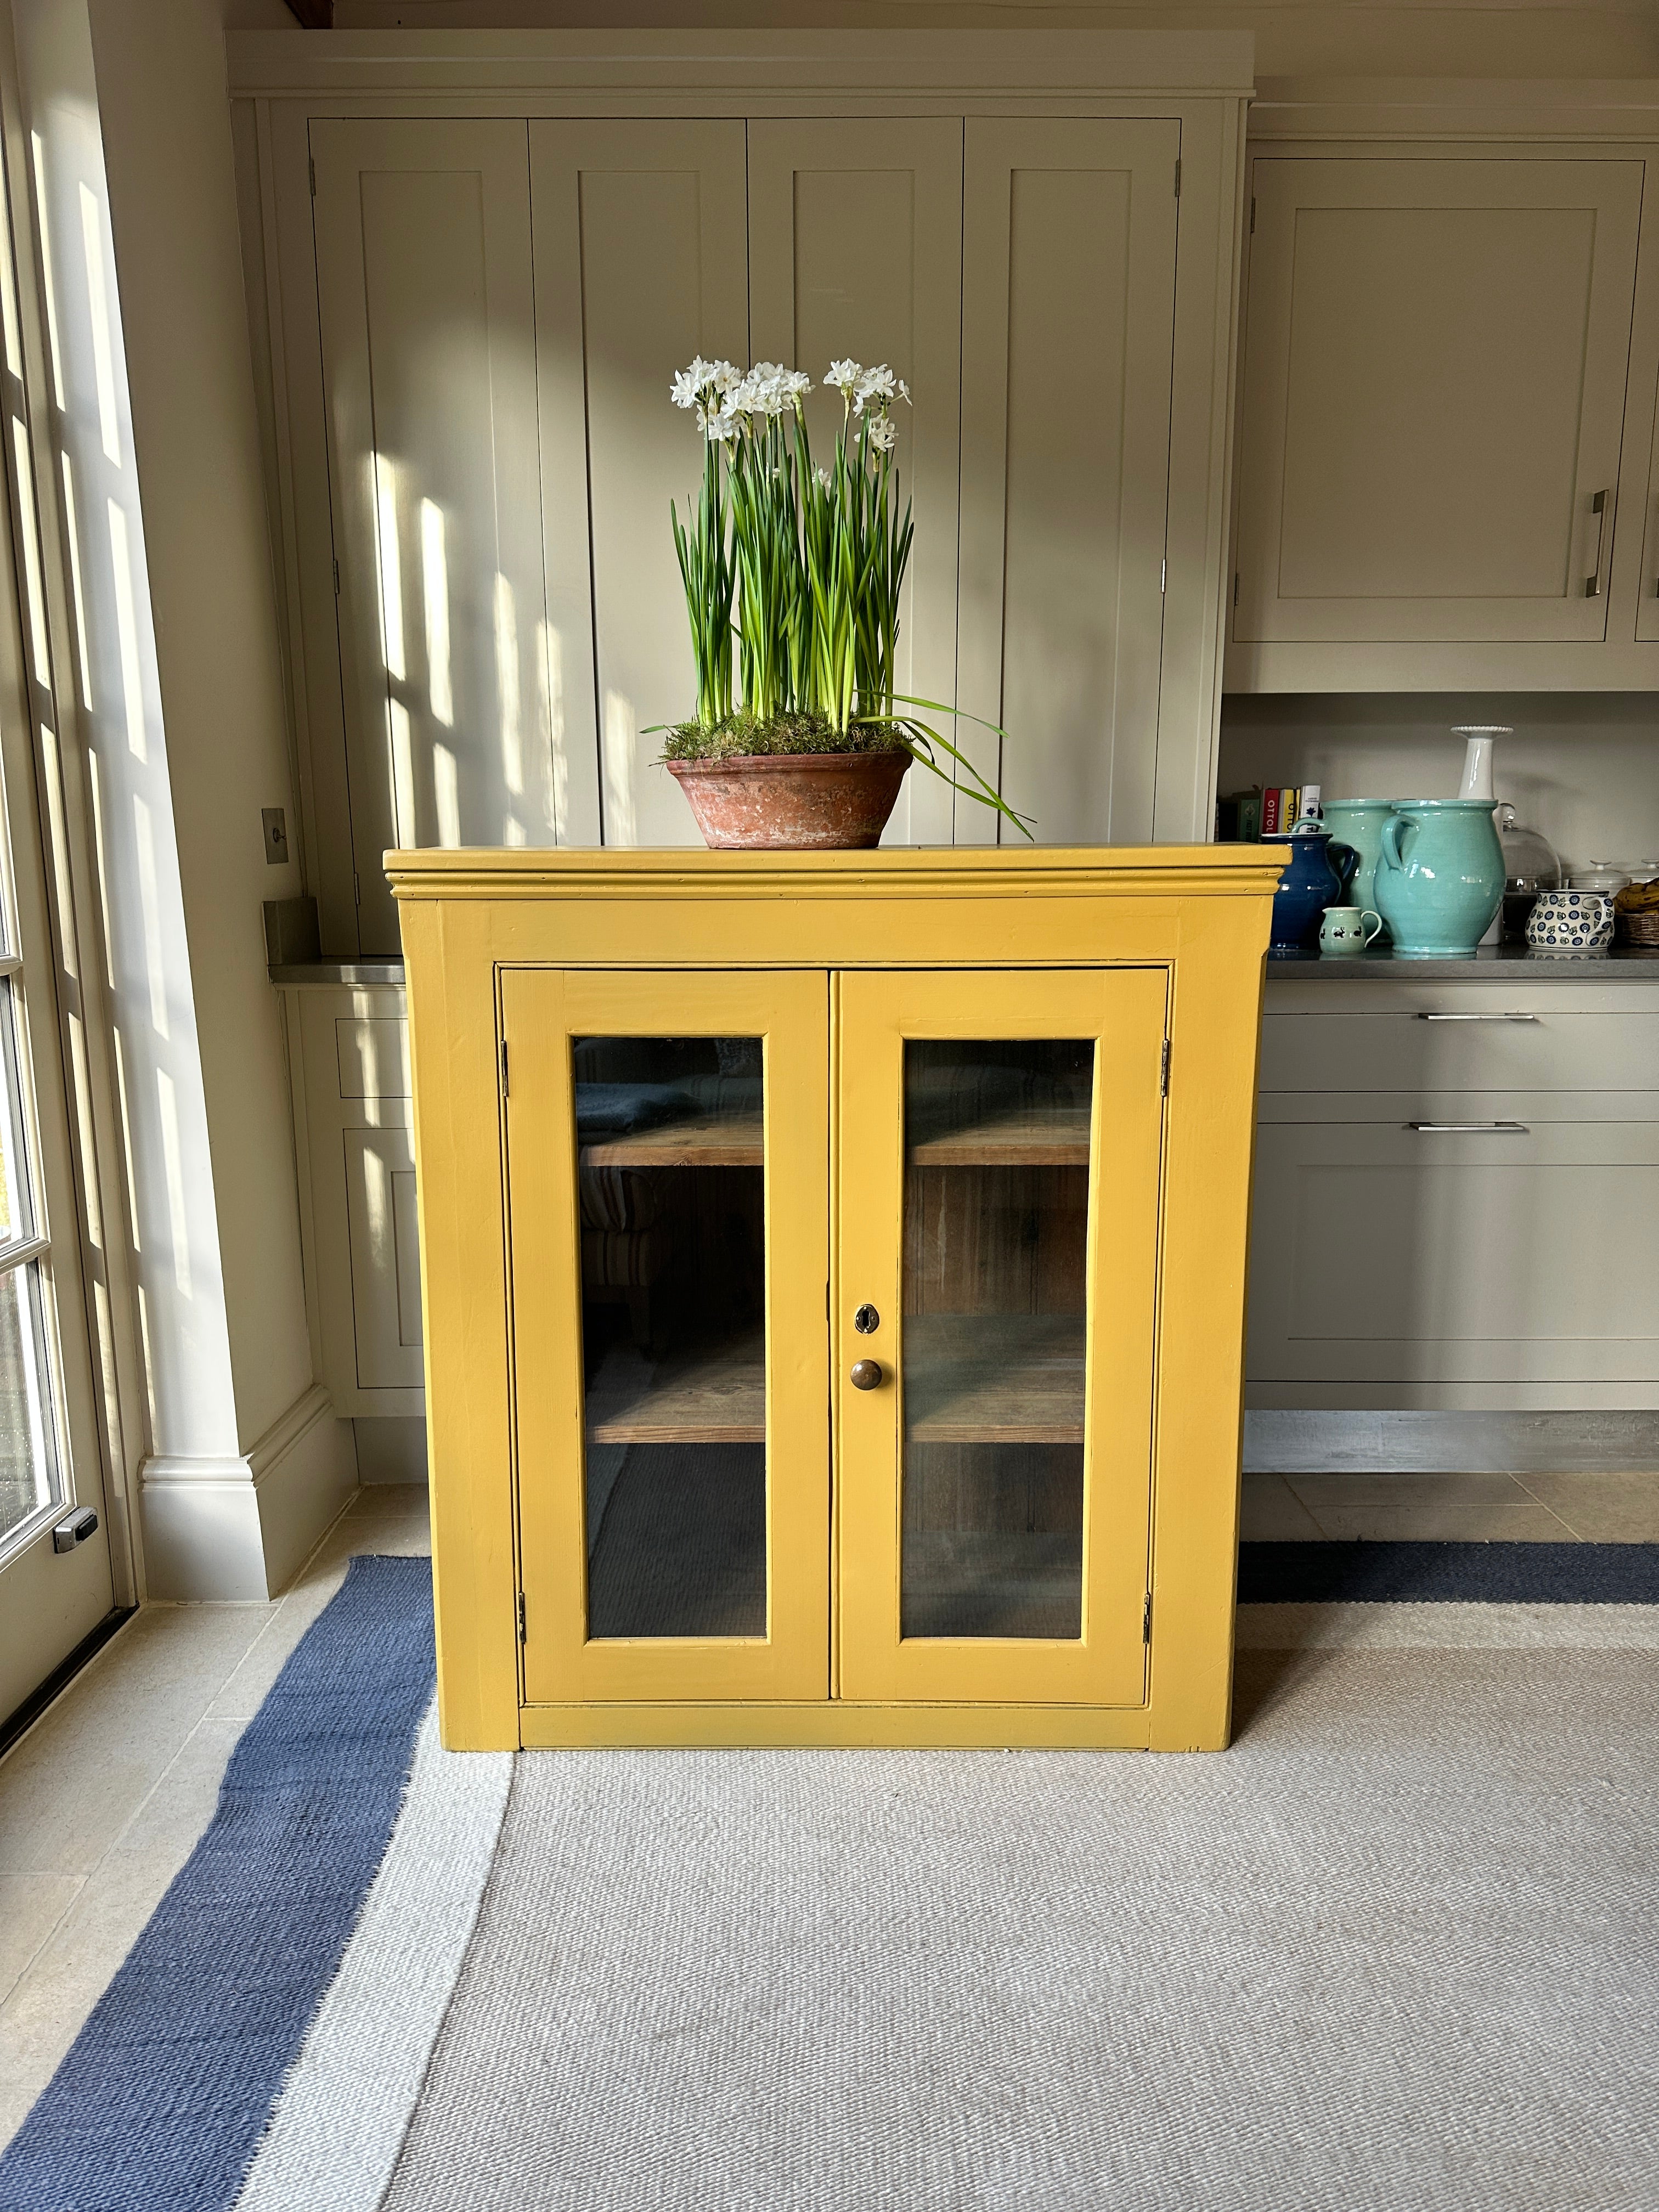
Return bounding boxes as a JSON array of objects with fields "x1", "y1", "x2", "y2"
[{"x1": 1266, "y1": 822, "x2": 1357, "y2": 955}]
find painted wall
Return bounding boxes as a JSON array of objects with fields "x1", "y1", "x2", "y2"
[
  {"x1": 12, "y1": 0, "x2": 354, "y2": 1593},
  {"x1": 1218, "y1": 694, "x2": 1659, "y2": 877}
]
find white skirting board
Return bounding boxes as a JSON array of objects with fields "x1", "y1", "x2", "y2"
[
  {"x1": 1245, "y1": 1408, "x2": 1659, "y2": 1476},
  {"x1": 138, "y1": 1385, "x2": 359, "y2": 1599}
]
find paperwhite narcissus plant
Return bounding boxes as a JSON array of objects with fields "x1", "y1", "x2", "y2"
[{"x1": 662, "y1": 357, "x2": 1029, "y2": 834}]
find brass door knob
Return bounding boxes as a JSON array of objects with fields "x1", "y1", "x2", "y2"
[{"x1": 849, "y1": 1358, "x2": 883, "y2": 1391}]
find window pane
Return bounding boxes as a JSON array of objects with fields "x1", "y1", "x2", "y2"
[
  {"x1": 900, "y1": 1039, "x2": 1092, "y2": 1639},
  {"x1": 574, "y1": 1036, "x2": 766, "y2": 1639},
  {"x1": 0, "y1": 978, "x2": 32, "y2": 1245},
  {"x1": 0, "y1": 1261, "x2": 60, "y2": 1549}
]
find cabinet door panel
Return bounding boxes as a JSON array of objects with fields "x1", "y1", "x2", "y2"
[
  {"x1": 1237, "y1": 156, "x2": 1643, "y2": 645},
  {"x1": 507, "y1": 969, "x2": 829, "y2": 1704},
  {"x1": 748, "y1": 120, "x2": 963, "y2": 847},
  {"x1": 343, "y1": 1127, "x2": 424, "y2": 1390},
  {"x1": 312, "y1": 121, "x2": 570, "y2": 956},
  {"x1": 1248, "y1": 1118, "x2": 1659, "y2": 1383},
  {"x1": 957, "y1": 120, "x2": 1179, "y2": 847},
  {"x1": 837, "y1": 968, "x2": 1166, "y2": 1706},
  {"x1": 531, "y1": 123, "x2": 748, "y2": 851}
]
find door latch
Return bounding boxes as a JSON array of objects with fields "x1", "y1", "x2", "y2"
[{"x1": 53, "y1": 1507, "x2": 98, "y2": 1554}]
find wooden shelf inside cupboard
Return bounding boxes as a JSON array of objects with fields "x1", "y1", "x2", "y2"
[
  {"x1": 578, "y1": 1112, "x2": 763, "y2": 1169},
  {"x1": 584, "y1": 1329, "x2": 765, "y2": 1443},
  {"x1": 904, "y1": 1313, "x2": 1085, "y2": 1443},
  {"x1": 908, "y1": 1104, "x2": 1091, "y2": 1167}
]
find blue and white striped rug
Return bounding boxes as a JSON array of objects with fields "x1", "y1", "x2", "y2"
[{"x1": 5, "y1": 1545, "x2": 1659, "y2": 2211}]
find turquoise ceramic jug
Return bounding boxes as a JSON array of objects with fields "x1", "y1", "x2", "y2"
[
  {"x1": 1373, "y1": 799, "x2": 1504, "y2": 958},
  {"x1": 1321, "y1": 800, "x2": 1396, "y2": 943}
]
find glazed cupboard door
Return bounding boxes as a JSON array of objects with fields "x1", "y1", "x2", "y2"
[
  {"x1": 1235, "y1": 155, "x2": 1643, "y2": 646},
  {"x1": 836, "y1": 969, "x2": 1167, "y2": 1706},
  {"x1": 505, "y1": 970, "x2": 829, "y2": 1703}
]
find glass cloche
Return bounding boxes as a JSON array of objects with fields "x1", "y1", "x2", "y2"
[{"x1": 1497, "y1": 803, "x2": 1561, "y2": 942}]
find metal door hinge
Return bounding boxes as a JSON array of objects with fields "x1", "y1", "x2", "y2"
[
  {"x1": 309, "y1": 155, "x2": 317, "y2": 198},
  {"x1": 1250, "y1": 195, "x2": 1256, "y2": 234},
  {"x1": 1174, "y1": 157, "x2": 1181, "y2": 199},
  {"x1": 352, "y1": 870, "x2": 361, "y2": 908},
  {"x1": 517, "y1": 1591, "x2": 527, "y2": 1643},
  {"x1": 1143, "y1": 1590, "x2": 1153, "y2": 1644},
  {"x1": 332, "y1": 557, "x2": 340, "y2": 597},
  {"x1": 1160, "y1": 557, "x2": 1166, "y2": 595},
  {"x1": 1233, "y1": 572, "x2": 1240, "y2": 607},
  {"x1": 1160, "y1": 1037, "x2": 1171, "y2": 1096},
  {"x1": 500, "y1": 1040, "x2": 510, "y2": 1097}
]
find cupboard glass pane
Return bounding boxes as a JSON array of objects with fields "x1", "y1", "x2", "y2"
[
  {"x1": 900, "y1": 1039, "x2": 1092, "y2": 1639},
  {"x1": 574, "y1": 1035, "x2": 766, "y2": 1639}
]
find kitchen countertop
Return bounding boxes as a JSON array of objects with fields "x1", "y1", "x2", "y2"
[
  {"x1": 269, "y1": 959, "x2": 406, "y2": 986},
  {"x1": 1266, "y1": 945, "x2": 1659, "y2": 982}
]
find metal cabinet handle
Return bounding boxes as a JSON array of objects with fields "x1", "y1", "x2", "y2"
[
  {"x1": 849, "y1": 1359, "x2": 884, "y2": 1391},
  {"x1": 1585, "y1": 488, "x2": 1610, "y2": 598},
  {"x1": 1415, "y1": 1012, "x2": 1539, "y2": 1023},
  {"x1": 1407, "y1": 1121, "x2": 1530, "y2": 1133}
]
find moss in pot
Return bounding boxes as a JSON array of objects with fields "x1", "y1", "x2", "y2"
[{"x1": 658, "y1": 358, "x2": 1029, "y2": 850}]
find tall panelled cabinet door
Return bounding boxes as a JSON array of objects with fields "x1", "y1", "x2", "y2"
[
  {"x1": 834, "y1": 968, "x2": 1168, "y2": 1706},
  {"x1": 503, "y1": 969, "x2": 830, "y2": 1706}
]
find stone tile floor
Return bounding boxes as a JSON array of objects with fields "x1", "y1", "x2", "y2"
[
  {"x1": 3, "y1": 1469, "x2": 1658, "y2": 2153},
  {"x1": 0, "y1": 1482, "x2": 431, "y2": 2149}
]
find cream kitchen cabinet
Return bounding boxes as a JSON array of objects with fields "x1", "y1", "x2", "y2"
[
  {"x1": 275, "y1": 973, "x2": 424, "y2": 1422},
  {"x1": 1248, "y1": 974, "x2": 1659, "y2": 1410},
  {"x1": 1227, "y1": 133, "x2": 1659, "y2": 692},
  {"x1": 231, "y1": 33, "x2": 1251, "y2": 953}
]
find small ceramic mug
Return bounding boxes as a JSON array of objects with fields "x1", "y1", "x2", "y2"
[
  {"x1": 1319, "y1": 905, "x2": 1384, "y2": 957},
  {"x1": 1526, "y1": 888, "x2": 1615, "y2": 954}
]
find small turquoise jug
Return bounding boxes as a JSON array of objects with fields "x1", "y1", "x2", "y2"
[
  {"x1": 1321, "y1": 800, "x2": 1396, "y2": 943},
  {"x1": 1265, "y1": 823, "x2": 1357, "y2": 955},
  {"x1": 1373, "y1": 799, "x2": 1504, "y2": 958}
]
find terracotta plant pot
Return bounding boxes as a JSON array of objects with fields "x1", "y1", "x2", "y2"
[{"x1": 667, "y1": 749, "x2": 910, "y2": 850}]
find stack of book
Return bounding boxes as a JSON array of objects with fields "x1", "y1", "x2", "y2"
[{"x1": 1215, "y1": 785, "x2": 1320, "y2": 840}]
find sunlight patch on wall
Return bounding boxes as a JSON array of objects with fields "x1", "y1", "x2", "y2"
[
  {"x1": 107, "y1": 498, "x2": 148, "y2": 762},
  {"x1": 155, "y1": 1066, "x2": 191, "y2": 1301},
  {"x1": 372, "y1": 452, "x2": 405, "y2": 682},
  {"x1": 77, "y1": 183, "x2": 121, "y2": 470}
]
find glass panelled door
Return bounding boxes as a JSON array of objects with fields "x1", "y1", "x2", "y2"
[
  {"x1": 506, "y1": 970, "x2": 828, "y2": 1702},
  {"x1": 837, "y1": 969, "x2": 1167, "y2": 1705}
]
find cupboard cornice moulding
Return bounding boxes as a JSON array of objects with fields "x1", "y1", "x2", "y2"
[
  {"x1": 1250, "y1": 76, "x2": 1659, "y2": 144},
  {"x1": 383, "y1": 845, "x2": 1286, "y2": 904},
  {"x1": 225, "y1": 26, "x2": 1255, "y2": 103}
]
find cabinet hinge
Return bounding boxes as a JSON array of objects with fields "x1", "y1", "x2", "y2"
[
  {"x1": 1160, "y1": 1037, "x2": 1171, "y2": 1096},
  {"x1": 309, "y1": 155, "x2": 317, "y2": 199},
  {"x1": 1143, "y1": 1590, "x2": 1153, "y2": 1644},
  {"x1": 500, "y1": 1040, "x2": 510, "y2": 1097},
  {"x1": 1250, "y1": 194, "x2": 1256, "y2": 234},
  {"x1": 517, "y1": 1591, "x2": 527, "y2": 1643},
  {"x1": 1160, "y1": 557, "x2": 1166, "y2": 595},
  {"x1": 332, "y1": 556, "x2": 340, "y2": 597},
  {"x1": 1173, "y1": 157, "x2": 1181, "y2": 200},
  {"x1": 1233, "y1": 572, "x2": 1240, "y2": 608},
  {"x1": 352, "y1": 869, "x2": 361, "y2": 909}
]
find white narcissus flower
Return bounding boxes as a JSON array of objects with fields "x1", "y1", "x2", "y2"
[
  {"x1": 736, "y1": 363, "x2": 789, "y2": 417},
  {"x1": 866, "y1": 413, "x2": 899, "y2": 454},
  {"x1": 826, "y1": 358, "x2": 863, "y2": 399},
  {"x1": 709, "y1": 360, "x2": 742, "y2": 394},
  {"x1": 898, "y1": 378, "x2": 911, "y2": 404},
  {"x1": 782, "y1": 369, "x2": 814, "y2": 404},
  {"x1": 670, "y1": 367, "x2": 701, "y2": 409},
  {"x1": 857, "y1": 364, "x2": 897, "y2": 409},
  {"x1": 702, "y1": 407, "x2": 741, "y2": 442}
]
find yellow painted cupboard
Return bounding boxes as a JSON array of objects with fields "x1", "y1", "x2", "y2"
[{"x1": 390, "y1": 846, "x2": 1280, "y2": 1752}]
